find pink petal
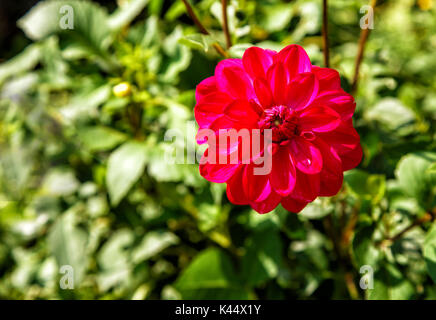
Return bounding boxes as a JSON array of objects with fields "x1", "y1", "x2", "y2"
[
  {"x1": 226, "y1": 166, "x2": 249, "y2": 205},
  {"x1": 199, "y1": 149, "x2": 239, "y2": 183},
  {"x1": 249, "y1": 190, "x2": 282, "y2": 214},
  {"x1": 276, "y1": 44, "x2": 312, "y2": 79},
  {"x1": 313, "y1": 138, "x2": 344, "y2": 197},
  {"x1": 215, "y1": 59, "x2": 255, "y2": 101},
  {"x1": 281, "y1": 197, "x2": 309, "y2": 213},
  {"x1": 194, "y1": 92, "x2": 232, "y2": 129},
  {"x1": 310, "y1": 90, "x2": 356, "y2": 121},
  {"x1": 270, "y1": 146, "x2": 296, "y2": 196},
  {"x1": 286, "y1": 72, "x2": 319, "y2": 110},
  {"x1": 289, "y1": 137, "x2": 323, "y2": 174},
  {"x1": 290, "y1": 169, "x2": 320, "y2": 202},
  {"x1": 311, "y1": 66, "x2": 341, "y2": 92},
  {"x1": 318, "y1": 120, "x2": 360, "y2": 155},
  {"x1": 340, "y1": 143, "x2": 363, "y2": 171},
  {"x1": 254, "y1": 77, "x2": 274, "y2": 109},
  {"x1": 299, "y1": 105, "x2": 341, "y2": 132},
  {"x1": 224, "y1": 100, "x2": 260, "y2": 126},
  {"x1": 243, "y1": 164, "x2": 272, "y2": 202},
  {"x1": 267, "y1": 62, "x2": 289, "y2": 106},
  {"x1": 242, "y1": 47, "x2": 276, "y2": 80},
  {"x1": 196, "y1": 76, "x2": 218, "y2": 103}
]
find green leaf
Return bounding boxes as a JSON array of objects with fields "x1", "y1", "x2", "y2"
[
  {"x1": 423, "y1": 224, "x2": 436, "y2": 283},
  {"x1": 132, "y1": 230, "x2": 179, "y2": 263},
  {"x1": 42, "y1": 169, "x2": 79, "y2": 197},
  {"x1": 366, "y1": 98, "x2": 416, "y2": 135},
  {"x1": 368, "y1": 264, "x2": 415, "y2": 300},
  {"x1": 299, "y1": 198, "x2": 334, "y2": 220},
  {"x1": 241, "y1": 228, "x2": 282, "y2": 286},
  {"x1": 395, "y1": 152, "x2": 436, "y2": 204},
  {"x1": 179, "y1": 34, "x2": 215, "y2": 53},
  {"x1": 352, "y1": 225, "x2": 382, "y2": 268},
  {"x1": 260, "y1": 3, "x2": 293, "y2": 33},
  {"x1": 48, "y1": 211, "x2": 88, "y2": 285},
  {"x1": 59, "y1": 85, "x2": 111, "y2": 122},
  {"x1": 108, "y1": 0, "x2": 150, "y2": 31},
  {"x1": 106, "y1": 141, "x2": 149, "y2": 206},
  {"x1": 78, "y1": 126, "x2": 127, "y2": 152},
  {"x1": 174, "y1": 248, "x2": 250, "y2": 299},
  {"x1": 228, "y1": 44, "x2": 253, "y2": 59},
  {"x1": 97, "y1": 229, "x2": 134, "y2": 291},
  {"x1": 344, "y1": 169, "x2": 386, "y2": 203},
  {"x1": 18, "y1": 0, "x2": 115, "y2": 71},
  {"x1": 0, "y1": 44, "x2": 41, "y2": 85},
  {"x1": 161, "y1": 27, "x2": 192, "y2": 82}
]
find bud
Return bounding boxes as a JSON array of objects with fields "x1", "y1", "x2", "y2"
[
  {"x1": 113, "y1": 82, "x2": 132, "y2": 97},
  {"x1": 418, "y1": 0, "x2": 433, "y2": 10}
]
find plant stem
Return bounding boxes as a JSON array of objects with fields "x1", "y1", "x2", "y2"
[
  {"x1": 181, "y1": 0, "x2": 209, "y2": 34},
  {"x1": 351, "y1": 0, "x2": 377, "y2": 93},
  {"x1": 378, "y1": 210, "x2": 435, "y2": 247},
  {"x1": 181, "y1": 0, "x2": 229, "y2": 58},
  {"x1": 322, "y1": 0, "x2": 330, "y2": 68},
  {"x1": 221, "y1": 0, "x2": 232, "y2": 48},
  {"x1": 388, "y1": 212, "x2": 433, "y2": 242}
]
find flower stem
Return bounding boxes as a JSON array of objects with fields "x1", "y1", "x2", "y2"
[
  {"x1": 322, "y1": 0, "x2": 330, "y2": 68},
  {"x1": 351, "y1": 0, "x2": 377, "y2": 93},
  {"x1": 181, "y1": 0, "x2": 229, "y2": 58},
  {"x1": 221, "y1": 0, "x2": 232, "y2": 49}
]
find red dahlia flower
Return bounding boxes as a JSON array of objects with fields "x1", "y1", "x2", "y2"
[{"x1": 194, "y1": 44, "x2": 362, "y2": 214}]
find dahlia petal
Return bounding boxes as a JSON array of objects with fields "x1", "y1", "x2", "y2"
[
  {"x1": 281, "y1": 197, "x2": 309, "y2": 213},
  {"x1": 215, "y1": 59, "x2": 255, "y2": 100},
  {"x1": 313, "y1": 138, "x2": 344, "y2": 197},
  {"x1": 224, "y1": 100, "x2": 260, "y2": 126},
  {"x1": 299, "y1": 105, "x2": 341, "y2": 132},
  {"x1": 201, "y1": 116, "x2": 241, "y2": 151},
  {"x1": 206, "y1": 118, "x2": 232, "y2": 142},
  {"x1": 291, "y1": 169, "x2": 320, "y2": 202},
  {"x1": 340, "y1": 143, "x2": 363, "y2": 171},
  {"x1": 199, "y1": 149, "x2": 239, "y2": 183},
  {"x1": 249, "y1": 190, "x2": 281, "y2": 214},
  {"x1": 226, "y1": 166, "x2": 249, "y2": 205},
  {"x1": 242, "y1": 47, "x2": 276, "y2": 80},
  {"x1": 267, "y1": 62, "x2": 289, "y2": 105},
  {"x1": 286, "y1": 72, "x2": 319, "y2": 110},
  {"x1": 270, "y1": 147, "x2": 296, "y2": 196},
  {"x1": 194, "y1": 92, "x2": 233, "y2": 129},
  {"x1": 311, "y1": 90, "x2": 356, "y2": 121},
  {"x1": 254, "y1": 77, "x2": 274, "y2": 109},
  {"x1": 289, "y1": 137, "x2": 323, "y2": 174},
  {"x1": 276, "y1": 44, "x2": 312, "y2": 79},
  {"x1": 196, "y1": 76, "x2": 218, "y2": 103},
  {"x1": 318, "y1": 120, "x2": 360, "y2": 154},
  {"x1": 243, "y1": 164, "x2": 272, "y2": 202},
  {"x1": 311, "y1": 66, "x2": 341, "y2": 92}
]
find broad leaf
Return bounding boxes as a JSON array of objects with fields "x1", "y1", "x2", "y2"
[
  {"x1": 174, "y1": 248, "x2": 251, "y2": 299},
  {"x1": 78, "y1": 126, "x2": 127, "y2": 152},
  {"x1": 241, "y1": 228, "x2": 282, "y2": 286},
  {"x1": 48, "y1": 211, "x2": 88, "y2": 285},
  {"x1": 106, "y1": 141, "x2": 149, "y2": 206}
]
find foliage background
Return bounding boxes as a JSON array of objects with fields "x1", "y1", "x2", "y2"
[{"x1": 0, "y1": 0, "x2": 435, "y2": 300}]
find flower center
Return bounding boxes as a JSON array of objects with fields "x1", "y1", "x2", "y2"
[{"x1": 258, "y1": 105, "x2": 299, "y2": 143}]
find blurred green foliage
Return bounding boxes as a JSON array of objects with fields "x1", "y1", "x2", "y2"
[{"x1": 0, "y1": 0, "x2": 435, "y2": 300}]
